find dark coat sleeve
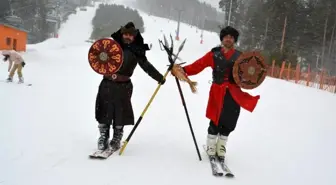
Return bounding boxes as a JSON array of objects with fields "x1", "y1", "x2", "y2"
[
  {"x1": 129, "y1": 44, "x2": 163, "y2": 82},
  {"x1": 137, "y1": 56, "x2": 163, "y2": 82}
]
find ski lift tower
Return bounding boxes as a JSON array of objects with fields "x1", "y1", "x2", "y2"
[
  {"x1": 175, "y1": 8, "x2": 184, "y2": 41},
  {"x1": 219, "y1": 0, "x2": 232, "y2": 26}
]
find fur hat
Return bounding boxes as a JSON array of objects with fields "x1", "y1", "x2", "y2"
[
  {"x1": 120, "y1": 22, "x2": 138, "y2": 36},
  {"x1": 220, "y1": 26, "x2": 239, "y2": 42}
]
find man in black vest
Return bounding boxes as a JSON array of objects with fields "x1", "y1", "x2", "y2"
[
  {"x1": 95, "y1": 22, "x2": 166, "y2": 151},
  {"x1": 172, "y1": 26, "x2": 260, "y2": 161}
]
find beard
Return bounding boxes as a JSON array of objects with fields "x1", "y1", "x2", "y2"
[
  {"x1": 223, "y1": 42, "x2": 234, "y2": 49},
  {"x1": 122, "y1": 38, "x2": 132, "y2": 44}
]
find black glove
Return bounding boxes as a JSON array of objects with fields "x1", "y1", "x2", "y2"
[{"x1": 158, "y1": 76, "x2": 166, "y2": 85}]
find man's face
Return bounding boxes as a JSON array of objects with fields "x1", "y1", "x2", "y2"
[
  {"x1": 222, "y1": 35, "x2": 235, "y2": 49},
  {"x1": 122, "y1": 33, "x2": 134, "y2": 44}
]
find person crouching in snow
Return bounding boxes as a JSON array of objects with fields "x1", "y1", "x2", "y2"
[
  {"x1": 171, "y1": 26, "x2": 260, "y2": 162},
  {"x1": 2, "y1": 50, "x2": 25, "y2": 83}
]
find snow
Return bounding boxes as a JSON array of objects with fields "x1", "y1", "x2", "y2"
[{"x1": 1, "y1": 2, "x2": 336, "y2": 185}]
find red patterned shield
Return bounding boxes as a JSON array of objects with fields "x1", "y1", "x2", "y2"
[
  {"x1": 88, "y1": 38, "x2": 123, "y2": 75},
  {"x1": 232, "y1": 51, "x2": 267, "y2": 90}
]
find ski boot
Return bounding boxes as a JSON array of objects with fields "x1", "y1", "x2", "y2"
[
  {"x1": 109, "y1": 126, "x2": 123, "y2": 151},
  {"x1": 18, "y1": 77, "x2": 24, "y2": 84},
  {"x1": 206, "y1": 134, "x2": 217, "y2": 157},
  {"x1": 97, "y1": 124, "x2": 110, "y2": 151},
  {"x1": 217, "y1": 135, "x2": 228, "y2": 162},
  {"x1": 6, "y1": 77, "x2": 12, "y2": 82}
]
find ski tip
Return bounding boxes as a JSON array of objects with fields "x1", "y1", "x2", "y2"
[
  {"x1": 214, "y1": 172, "x2": 224, "y2": 177},
  {"x1": 225, "y1": 173, "x2": 234, "y2": 178},
  {"x1": 89, "y1": 156, "x2": 107, "y2": 160}
]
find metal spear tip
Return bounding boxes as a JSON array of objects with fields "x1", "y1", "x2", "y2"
[
  {"x1": 159, "y1": 38, "x2": 169, "y2": 51},
  {"x1": 169, "y1": 34, "x2": 173, "y2": 41},
  {"x1": 163, "y1": 35, "x2": 169, "y2": 47},
  {"x1": 169, "y1": 34, "x2": 174, "y2": 48},
  {"x1": 178, "y1": 38, "x2": 187, "y2": 52}
]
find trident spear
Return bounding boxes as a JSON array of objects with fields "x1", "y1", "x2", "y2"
[{"x1": 159, "y1": 37, "x2": 202, "y2": 161}]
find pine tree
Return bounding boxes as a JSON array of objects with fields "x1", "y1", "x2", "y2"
[{"x1": 0, "y1": 0, "x2": 11, "y2": 20}]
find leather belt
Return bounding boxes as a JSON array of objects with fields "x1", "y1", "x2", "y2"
[
  {"x1": 104, "y1": 74, "x2": 130, "y2": 82},
  {"x1": 212, "y1": 78, "x2": 229, "y2": 84}
]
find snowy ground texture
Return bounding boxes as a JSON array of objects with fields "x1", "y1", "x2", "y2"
[{"x1": 1, "y1": 3, "x2": 336, "y2": 185}]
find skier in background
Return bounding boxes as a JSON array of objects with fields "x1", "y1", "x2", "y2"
[{"x1": 2, "y1": 49, "x2": 25, "y2": 83}]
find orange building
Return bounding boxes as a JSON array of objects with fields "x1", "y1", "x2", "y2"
[{"x1": 0, "y1": 23, "x2": 28, "y2": 52}]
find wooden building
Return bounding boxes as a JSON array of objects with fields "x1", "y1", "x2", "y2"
[{"x1": 0, "y1": 23, "x2": 28, "y2": 52}]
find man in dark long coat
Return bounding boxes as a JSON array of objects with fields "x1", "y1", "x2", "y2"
[
  {"x1": 172, "y1": 26, "x2": 260, "y2": 162},
  {"x1": 95, "y1": 22, "x2": 166, "y2": 151}
]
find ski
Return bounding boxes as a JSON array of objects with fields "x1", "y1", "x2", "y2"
[
  {"x1": 209, "y1": 155, "x2": 224, "y2": 176},
  {"x1": 0, "y1": 80, "x2": 32, "y2": 86},
  {"x1": 89, "y1": 147, "x2": 119, "y2": 159},
  {"x1": 89, "y1": 150, "x2": 104, "y2": 158},
  {"x1": 18, "y1": 82, "x2": 32, "y2": 86},
  {"x1": 203, "y1": 145, "x2": 223, "y2": 176},
  {"x1": 203, "y1": 145, "x2": 235, "y2": 177},
  {"x1": 218, "y1": 157, "x2": 234, "y2": 177}
]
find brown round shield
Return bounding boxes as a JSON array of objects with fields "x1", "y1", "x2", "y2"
[
  {"x1": 232, "y1": 51, "x2": 267, "y2": 89},
  {"x1": 88, "y1": 38, "x2": 123, "y2": 75}
]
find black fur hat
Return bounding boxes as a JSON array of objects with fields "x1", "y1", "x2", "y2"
[
  {"x1": 120, "y1": 21, "x2": 138, "y2": 36},
  {"x1": 111, "y1": 22, "x2": 150, "y2": 53},
  {"x1": 220, "y1": 26, "x2": 239, "y2": 42}
]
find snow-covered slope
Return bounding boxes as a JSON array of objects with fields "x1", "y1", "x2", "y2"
[{"x1": 1, "y1": 3, "x2": 336, "y2": 185}]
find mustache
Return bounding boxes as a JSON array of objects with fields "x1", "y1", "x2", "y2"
[{"x1": 122, "y1": 38, "x2": 132, "y2": 43}]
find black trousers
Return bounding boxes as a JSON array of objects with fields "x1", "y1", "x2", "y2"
[
  {"x1": 208, "y1": 89, "x2": 241, "y2": 136},
  {"x1": 95, "y1": 79, "x2": 134, "y2": 127}
]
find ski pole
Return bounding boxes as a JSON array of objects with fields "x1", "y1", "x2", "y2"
[{"x1": 174, "y1": 77, "x2": 202, "y2": 161}]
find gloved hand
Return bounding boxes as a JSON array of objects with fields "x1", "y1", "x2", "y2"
[{"x1": 158, "y1": 76, "x2": 166, "y2": 85}]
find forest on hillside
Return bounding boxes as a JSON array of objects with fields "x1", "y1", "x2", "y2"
[
  {"x1": 0, "y1": 0, "x2": 51, "y2": 43},
  {"x1": 131, "y1": 0, "x2": 336, "y2": 75},
  {"x1": 90, "y1": 3, "x2": 144, "y2": 40},
  {"x1": 239, "y1": 0, "x2": 336, "y2": 74}
]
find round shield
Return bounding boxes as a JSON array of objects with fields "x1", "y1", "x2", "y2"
[
  {"x1": 88, "y1": 38, "x2": 123, "y2": 75},
  {"x1": 232, "y1": 51, "x2": 267, "y2": 90}
]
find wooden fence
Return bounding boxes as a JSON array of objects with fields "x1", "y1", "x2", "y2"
[{"x1": 267, "y1": 60, "x2": 336, "y2": 93}]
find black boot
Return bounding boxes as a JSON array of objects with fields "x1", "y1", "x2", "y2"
[
  {"x1": 97, "y1": 124, "x2": 110, "y2": 150},
  {"x1": 110, "y1": 127, "x2": 123, "y2": 150},
  {"x1": 6, "y1": 77, "x2": 12, "y2": 82}
]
